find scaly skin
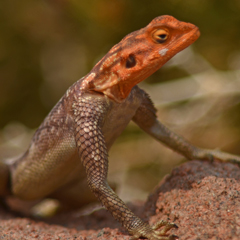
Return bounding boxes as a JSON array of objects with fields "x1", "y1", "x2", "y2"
[{"x1": 1, "y1": 15, "x2": 240, "y2": 240}]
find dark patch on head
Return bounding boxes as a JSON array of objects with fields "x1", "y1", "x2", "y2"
[{"x1": 126, "y1": 54, "x2": 136, "y2": 68}]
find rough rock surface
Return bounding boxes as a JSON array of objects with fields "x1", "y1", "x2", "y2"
[
  {"x1": 0, "y1": 160, "x2": 240, "y2": 240},
  {"x1": 145, "y1": 160, "x2": 240, "y2": 240}
]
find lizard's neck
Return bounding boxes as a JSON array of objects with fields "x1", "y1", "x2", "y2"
[{"x1": 81, "y1": 69, "x2": 131, "y2": 103}]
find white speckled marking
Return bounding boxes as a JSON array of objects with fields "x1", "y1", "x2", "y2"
[
  {"x1": 100, "y1": 53, "x2": 118, "y2": 71},
  {"x1": 159, "y1": 48, "x2": 168, "y2": 56}
]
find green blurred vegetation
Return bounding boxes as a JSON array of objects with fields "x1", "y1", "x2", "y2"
[{"x1": 1, "y1": 1, "x2": 240, "y2": 203}]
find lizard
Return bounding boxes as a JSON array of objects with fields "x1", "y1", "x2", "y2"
[{"x1": 1, "y1": 15, "x2": 240, "y2": 240}]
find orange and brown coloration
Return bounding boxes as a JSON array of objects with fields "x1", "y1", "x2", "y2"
[
  {"x1": 1, "y1": 15, "x2": 240, "y2": 240},
  {"x1": 85, "y1": 15, "x2": 200, "y2": 102}
]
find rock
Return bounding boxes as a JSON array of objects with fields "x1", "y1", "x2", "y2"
[
  {"x1": 145, "y1": 160, "x2": 240, "y2": 240},
  {"x1": 0, "y1": 160, "x2": 239, "y2": 239}
]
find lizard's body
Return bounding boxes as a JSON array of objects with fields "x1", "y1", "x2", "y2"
[
  {"x1": 11, "y1": 85, "x2": 144, "y2": 200},
  {"x1": 1, "y1": 15, "x2": 240, "y2": 240}
]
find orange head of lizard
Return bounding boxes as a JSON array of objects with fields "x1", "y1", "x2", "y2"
[{"x1": 87, "y1": 15, "x2": 200, "y2": 102}]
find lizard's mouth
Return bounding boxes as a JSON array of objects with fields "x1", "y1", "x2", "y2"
[
  {"x1": 163, "y1": 26, "x2": 200, "y2": 60},
  {"x1": 179, "y1": 26, "x2": 200, "y2": 48}
]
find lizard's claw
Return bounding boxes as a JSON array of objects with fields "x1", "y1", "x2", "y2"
[
  {"x1": 193, "y1": 148, "x2": 240, "y2": 166},
  {"x1": 130, "y1": 220, "x2": 178, "y2": 240}
]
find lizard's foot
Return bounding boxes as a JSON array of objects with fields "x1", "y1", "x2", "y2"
[
  {"x1": 193, "y1": 148, "x2": 240, "y2": 166},
  {"x1": 130, "y1": 220, "x2": 178, "y2": 240}
]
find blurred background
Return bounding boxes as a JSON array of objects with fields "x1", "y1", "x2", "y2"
[{"x1": 1, "y1": 0, "x2": 240, "y2": 204}]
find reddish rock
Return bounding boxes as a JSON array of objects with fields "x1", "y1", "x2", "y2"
[
  {"x1": 0, "y1": 160, "x2": 239, "y2": 239},
  {"x1": 145, "y1": 160, "x2": 240, "y2": 240}
]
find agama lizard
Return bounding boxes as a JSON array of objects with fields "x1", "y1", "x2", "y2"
[{"x1": 1, "y1": 15, "x2": 240, "y2": 240}]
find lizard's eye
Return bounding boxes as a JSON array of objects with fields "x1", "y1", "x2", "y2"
[
  {"x1": 152, "y1": 29, "x2": 169, "y2": 43},
  {"x1": 126, "y1": 54, "x2": 136, "y2": 68}
]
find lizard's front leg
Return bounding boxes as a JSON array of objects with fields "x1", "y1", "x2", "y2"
[
  {"x1": 73, "y1": 96, "x2": 178, "y2": 240},
  {"x1": 132, "y1": 91, "x2": 240, "y2": 165}
]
